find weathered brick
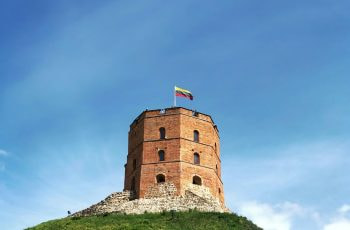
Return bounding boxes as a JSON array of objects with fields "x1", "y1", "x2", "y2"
[{"x1": 124, "y1": 107, "x2": 224, "y2": 205}]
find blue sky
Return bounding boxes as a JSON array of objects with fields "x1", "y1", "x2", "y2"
[{"x1": 1, "y1": 1, "x2": 350, "y2": 229}]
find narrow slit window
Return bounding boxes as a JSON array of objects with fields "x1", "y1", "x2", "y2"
[
  {"x1": 194, "y1": 153, "x2": 200, "y2": 165},
  {"x1": 194, "y1": 130, "x2": 199, "y2": 142},
  {"x1": 159, "y1": 127, "x2": 166, "y2": 139},
  {"x1": 158, "y1": 150, "x2": 165, "y2": 161}
]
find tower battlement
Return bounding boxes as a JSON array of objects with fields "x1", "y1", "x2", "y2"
[{"x1": 124, "y1": 107, "x2": 224, "y2": 204}]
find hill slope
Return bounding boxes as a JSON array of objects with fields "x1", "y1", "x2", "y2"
[{"x1": 26, "y1": 211, "x2": 262, "y2": 230}]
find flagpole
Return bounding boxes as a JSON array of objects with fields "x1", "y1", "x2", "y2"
[{"x1": 174, "y1": 86, "x2": 176, "y2": 107}]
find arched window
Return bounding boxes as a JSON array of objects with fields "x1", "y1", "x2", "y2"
[
  {"x1": 215, "y1": 143, "x2": 217, "y2": 153},
  {"x1": 156, "y1": 174, "x2": 165, "y2": 183},
  {"x1": 193, "y1": 176, "x2": 202, "y2": 185},
  {"x1": 216, "y1": 164, "x2": 218, "y2": 172},
  {"x1": 159, "y1": 127, "x2": 166, "y2": 139},
  {"x1": 194, "y1": 153, "x2": 200, "y2": 165},
  {"x1": 194, "y1": 130, "x2": 199, "y2": 142},
  {"x1": 219, "y1": 188, "x2": 221, "y2": 194},
  {"x1": 131, "y1": 177, "x2": 135, "y2": 191},
  {"x1": 133, "y1": 159, "x2": 137, "y2": 170},
  {"x1": 158, "y1": 150, "x2": 165, "y2": 161}
]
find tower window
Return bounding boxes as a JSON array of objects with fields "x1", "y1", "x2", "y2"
[
  {"x1": 194, "y1": 130, "x2": 199, "y2": 142},
  {"x1": 219, "y1": 188, "x2": 221, "y2": 194},
  {"x1": 156, "y1": 174, "x2": 165, "y2": 183},
  {"x1": 158, "y1": 150, "x2": 165, "y2": 161},
  {"x1": 133, "y1": 159, "x2": 137, "y2": 170},
  {"x1": 215, "y1": 143, "x2": 217, "y2": 153},
  {"x1": 193, "y1": 176, "x2": 202, "y2": 185},
  {"x1": 194, "y1": 153, "x2": 200, "y2": 165},
  {"x1": 159, "y1": 127, "x2": 166, "y2": 139}
]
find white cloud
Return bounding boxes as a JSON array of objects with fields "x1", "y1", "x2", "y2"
[
  {"x1": 224, "y1": 141, "x2": 350, "y2": 229},
  {"x1": 238, "y1": 201, "x2": 305, "y2": 230},
  {"x1": 323, "y1": 204, "x2": 350, "y2": 230},
  {"x1": 323, "y1": 219, "x2": 350, "y2": 230},
  {"x1": 237, "y1": 201, "x2": 350, "y2": 230},
  {"x1": 237, "y1": 201, "x2": 323, "y2": 230},
  {"x1": 338, "y1": 204, "x2": 350, "y2": 214},
  {"x1": 0, "y1": 149, "x2": 8, "y2": 156}
]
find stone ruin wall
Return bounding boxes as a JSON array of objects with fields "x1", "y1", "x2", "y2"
[
  {"x1": 144, "y1": 181, "x2": 177, "y2": 198},
  {"x1": 72, "y1": 191, "x2": 135, "y2": 217},
  {"x1": 72, "y1": 182, "x2": 229, "y2": 217}
]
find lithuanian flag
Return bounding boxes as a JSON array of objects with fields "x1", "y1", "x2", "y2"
[{"x1": 175, "y1": 86, "x2": 193, "y2": 100}]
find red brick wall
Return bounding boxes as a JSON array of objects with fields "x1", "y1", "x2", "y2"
[
  {"x1": 139, "y1": 162, "x2": 182, "y2": 198},
  {"x1": 124, "y1": 107, "x2": 225, "y2": 204}
]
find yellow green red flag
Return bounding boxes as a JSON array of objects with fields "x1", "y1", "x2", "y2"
[{"x1": 175, "y1": 86, "x2": 193, "y2": 100}]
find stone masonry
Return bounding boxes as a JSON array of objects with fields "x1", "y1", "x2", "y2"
[{"x1": 72, "y1": 183, "x2": 229, "y2": 217}]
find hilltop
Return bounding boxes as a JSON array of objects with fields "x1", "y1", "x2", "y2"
[{"x1": 26, "y1": 210, "x2": 261, "y2": 230}]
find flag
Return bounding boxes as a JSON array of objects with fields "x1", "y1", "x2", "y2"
[{"x1": 175, "y1": 86, "x2": 193, "y2": 100}]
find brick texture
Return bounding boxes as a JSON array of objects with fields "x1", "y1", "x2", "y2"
[{"x1": 124, "y1": 107, "x2": 225, "y2": 205}]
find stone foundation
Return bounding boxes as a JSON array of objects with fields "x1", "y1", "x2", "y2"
[
  {"x1": 72, "y1": 183, "x2": 230, "y2": 217},
  {"x1": 144, "y1": 181, "x2": 177, "y2": 198}
]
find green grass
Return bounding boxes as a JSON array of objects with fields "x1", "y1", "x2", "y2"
[{"x1": 26, "y1": 211, "x2": 262, "y2": 230}]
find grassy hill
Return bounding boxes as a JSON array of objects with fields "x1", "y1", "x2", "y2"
[{"x1": 26, "y1": 211, "x2": 262, "y2": 230}]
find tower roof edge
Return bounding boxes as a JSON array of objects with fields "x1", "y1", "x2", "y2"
[{"x1": 130, "y1": 107, "x2": 218, "y2": 132}]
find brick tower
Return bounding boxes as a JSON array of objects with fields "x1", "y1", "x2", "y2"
[{"x1": 124, "y1": 107, "x2": 224, "y2": 204}]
